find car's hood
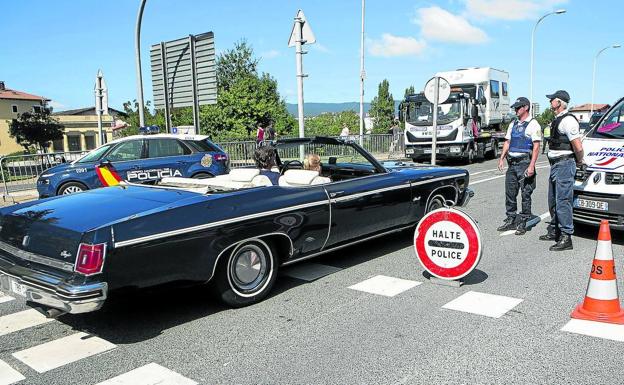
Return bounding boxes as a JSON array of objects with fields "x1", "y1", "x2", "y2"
[
  {"x1": 41, "y1": 162, "x2": 75, "y2": 176},
  {"x1": 582, "y1": 137, "x2": 624, "y2": 172}
]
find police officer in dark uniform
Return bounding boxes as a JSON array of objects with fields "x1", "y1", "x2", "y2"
[
  {"x1": 539, "y1": 90, "x2": 584, "y2": 251},
  {"x1": 497, "y1": 97, "x2": 542, "y2": 235}
]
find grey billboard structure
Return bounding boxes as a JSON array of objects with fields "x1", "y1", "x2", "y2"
[{"x1": 150, "y1": 32, "x2": 217, "y2": 132}]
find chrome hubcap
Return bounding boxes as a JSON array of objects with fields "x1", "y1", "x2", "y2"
[
  {"x1": 231, "y1": 245, "x2": 267, "y2": 291},
  {"x1": 62, "y1": 186, "x2": 83, "y2": 194}
]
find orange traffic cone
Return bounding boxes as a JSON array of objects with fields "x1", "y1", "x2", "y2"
[{"x1": 571, "y1": 220, "x2": 624, "y2": 324}]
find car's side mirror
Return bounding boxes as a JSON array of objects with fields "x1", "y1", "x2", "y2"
[
  {"x1": 329, "y1": 157, "x2": 337, "y2": 165},
  {"x1": 99, "y1": 159, "x2": 112, "y2": 167}
]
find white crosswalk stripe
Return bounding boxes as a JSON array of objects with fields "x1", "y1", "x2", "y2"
[
  {"x1": 95, "y1": 363, "x2": 198, "y2": 385},
  {"x1": 442, "y1": 291, "x2": 523, "y2": 318},
  {"x1": 348, "y1": 275, "x2": 421, "y2": 297},
  {"x1": 13, "y1": 332, "x2": 116, "y2": 373},
  {"x1": 0, "y1": 359, "x2": 25, "y2": 385},
  {"x1": 0, "y1": 309, "x2": 54, "y2": 337}
]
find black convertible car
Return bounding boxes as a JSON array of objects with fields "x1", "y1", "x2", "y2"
[{"x1": 0, "y1": 137, "x2": 472, "y2": 316}]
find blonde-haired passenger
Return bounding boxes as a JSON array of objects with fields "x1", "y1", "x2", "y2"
[{"x1": 304, "y1": 153, "x2": 321, "y2": 173}]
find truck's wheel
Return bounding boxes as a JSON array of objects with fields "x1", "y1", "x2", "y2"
[
  {"x1": 486, "y1": 139, "x2": 499, "y2": 159},
  {"x1": 212, "y1": 239, "x2": 278, "y2": 307},
  {"x1": 465, "y1": 147, "x2": 475, "y2": 164}
]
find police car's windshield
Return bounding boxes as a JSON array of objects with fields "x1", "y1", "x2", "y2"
[
  {"x1": 589, "y1": 102, "x2": 624, "y2": 139},
  {"x1": 75, "y1": 144, "x2": 113, "y2": 163}
]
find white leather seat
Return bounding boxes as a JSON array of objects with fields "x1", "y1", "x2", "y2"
[{"x1": 278, "y1": 170, "x2": 331, "y2": 187}]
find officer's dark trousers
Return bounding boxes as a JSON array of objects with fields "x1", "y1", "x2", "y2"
[
  {"x1": 547, "y1": 157, "x2": 576, "y2": 235},
  {"x1": 505, "y1": 157, "x2": 536, "y2": 221}
]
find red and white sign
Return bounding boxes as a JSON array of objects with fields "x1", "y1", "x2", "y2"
[{"x1": 414, "y1": 208, "x2": 482, "y2": 280}]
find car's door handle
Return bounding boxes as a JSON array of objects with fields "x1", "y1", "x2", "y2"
[{"x1": 329, "y1": 191, "x2": 345, "y2": 198}]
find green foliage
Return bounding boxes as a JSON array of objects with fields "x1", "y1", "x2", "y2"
[
  {"x1": 369, "y1": 79, "x2": 395, "y2": 133},
  {"x1": 304, "y1": 110, "x2": 360, "y2": 136},
  {"x1": 8, "y1": 110, "x2": 64, "y2": 151},
  {"x1": 119, "y1": 100, "x2": 167, "y2": 137},
  {"x1": 404, "y1": 85, "x2": 415, "y2": 99},
  {"x1": 536, "y1": 108, "x2": 555, "y2": 129},
  {"x1": 216, "y1": 40, "x2": 259, "y2": 92}
]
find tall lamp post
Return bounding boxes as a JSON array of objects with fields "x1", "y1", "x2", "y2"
[
  {"x1": 135, "y1": 0, "x2": 148, "y2": 128},
  {"x1": 530, "y1": 9, "x2": 566, "y2": 114},
  {"x1": 591, "y1": 44, "x2": 621, "y2": 117}
]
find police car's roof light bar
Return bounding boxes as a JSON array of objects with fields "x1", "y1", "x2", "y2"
[{"x1": 139, "y1": 125, "x2": 161, "y2": 135}]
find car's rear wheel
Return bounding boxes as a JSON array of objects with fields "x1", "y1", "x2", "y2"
[
  {"x1": 427, "y1": 195, "x2": 446, "y2": 212},
  {"x1": 213, "y1": 239, "x2": 278, "y2": 307},
  {"x1": 192, "y1": 172, "x2": 213, "y2": 179},
  {"x1": 58, "y1": 182, "x2": 88, "y2": 196}
]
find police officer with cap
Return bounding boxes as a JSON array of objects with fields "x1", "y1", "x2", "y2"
[
  {"x1": 497, "y1": 97, "x2": 541, "y2": 235},
  {"x1": 539, "y1": 90, "x2": 584, "y2": 251}
]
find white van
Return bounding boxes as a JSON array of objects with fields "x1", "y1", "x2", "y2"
[{"x1": 573, "y1": 97, "x2": 624, "y2": 230}]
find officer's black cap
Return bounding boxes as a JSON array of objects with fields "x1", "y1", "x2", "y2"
[
  {"x1": 511, "y1": 97, "x2": 530, "y2": 109},
  {"x1": 546, "y1": 90, "x2": 570, "y2": 103}
]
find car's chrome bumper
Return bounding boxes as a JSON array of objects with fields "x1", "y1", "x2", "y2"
[
  {"x1": 0, "y1": 257, "x2": 107, "y2": 314},
  {"x1": 458, "y1": 188, "x2": 474, "y2": 207}
]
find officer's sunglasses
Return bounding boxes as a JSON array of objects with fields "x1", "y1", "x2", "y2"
[{"x1": 514, "y1": 105, "x2": 526, "y2": 111}]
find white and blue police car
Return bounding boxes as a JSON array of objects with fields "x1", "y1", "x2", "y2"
[{"x1": 37, "y1": 130, "x2": 229, "y2": 197}]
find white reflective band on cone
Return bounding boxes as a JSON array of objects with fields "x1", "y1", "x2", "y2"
[
  {"x1": 586, "y1": 278, "x2": 619, "y2": 300},
  {"x1": 594, "y1": 240, "x2": 614, "y2": 261}
]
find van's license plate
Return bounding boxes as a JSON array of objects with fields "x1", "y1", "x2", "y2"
[
  {"x1": 574, "y1": 198, "x2": 608, "y2": 211},
  {"x1": 10, "y1": 279, "x2": 28, "y2": 297}
]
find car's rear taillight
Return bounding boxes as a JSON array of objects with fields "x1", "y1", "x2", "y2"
[
  {"x1": 74, "y1": 243, "x2": 106, "y2": 275},
  {"x1": 213, "y1": 153, "x2": 228, "y2": 162}
]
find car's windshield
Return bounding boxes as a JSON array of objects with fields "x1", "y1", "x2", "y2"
[
  {"x1": 186, "y1": 138, "x2": 222, "y2": 152},
  {"x1": 588, "y1": 101, "x2": 624, "y2": 139},
  {"x1": 75, "y1": 144, "x2": 113, "y2": 163},
  {"x1": 406, "y1": 100, "x2": 461, "y2": 126},
  {"x1": 277, "y1": 142, "x2": 377, "y2": 170}
]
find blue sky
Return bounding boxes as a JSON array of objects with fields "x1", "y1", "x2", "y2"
[{"x1": 1, "y1": 0, "x2": 622, "y2": 113}]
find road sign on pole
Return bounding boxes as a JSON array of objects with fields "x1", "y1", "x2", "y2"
[
  {"x1": 94, "y1": 69, "x2": 108, "y2": 146},
  {"x1": 289, "y1": 9, "x2": 315, "y2": 160},
  {"x1": 414, "y1": 208, "x2": 482, "y2": 282},
  {"x1": 424, "y1": 76, "x2": 450, "y2": 166}
]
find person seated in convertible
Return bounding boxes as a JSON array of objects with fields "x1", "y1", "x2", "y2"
[
  {"x1": 304, "y1": 153, "x2": 321, "y2": 173},
  {"x1": 254, "y1": 145, "x2": 280, "y2": 185}
]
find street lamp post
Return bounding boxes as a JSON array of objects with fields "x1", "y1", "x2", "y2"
[
  {"x1": 529, "y1": 9, "x2": 566, "y2": 114},
  {"x1": 135, "y1": 0, "x2": 148, "y2": 128},
  {"x1": 591, "y1": 44, "x2": 621, "y2": 117}
]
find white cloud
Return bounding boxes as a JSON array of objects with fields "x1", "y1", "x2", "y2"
[
  {"x1": 464, "y1": 0, "x2": 567, "y2": 21},
  {"x1": 367, "y1": 34, "x2": 427, "y2": 57},
  {"x1": 413, "y1": 6, "x2": 488, "y2": 44},
  {"x1": 261, "y1": 49, "x2": 281, "y2": 59}
]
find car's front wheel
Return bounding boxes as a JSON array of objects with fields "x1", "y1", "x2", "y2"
[
  {"x1": 212, "y1": 239, "x2": 278, "y2": 307},
  {"x1": 192, "y1": 172, "x2": 213, "y2": 179},
  {"x1": 58, "y1": 181, "x2": 88, "y2": 196}
]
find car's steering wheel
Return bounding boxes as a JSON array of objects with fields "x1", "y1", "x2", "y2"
[{"x1": 280, "y1": 160, "x2": 304, "y2": 175}]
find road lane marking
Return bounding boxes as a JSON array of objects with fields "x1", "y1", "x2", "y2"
[
  {"x1": 95, "y1": 363, "x2": 198, "y2": 385},
  {"x1": 0, "y1": 309, "x2": 54, "y2": 337},
  {"x1": 469, "y1": 161, "x2": 548, "y2": 176},
  {"x1": 561, "y1": 319, "x2": 624, "y2": 342},
  {"x1": 499, "y1": 211, "x2": 551, "y2": 237},
  {"x1": 0, "y1": 359, "x2": 25, "y2": 385},
  {"x1": 442, "y1": 291, "x2": 523, "y2": 318},
  {"x1": 0, "y1": 293, "x2": 14, "y2": 304},
  {"x1": 471, "y1": 165, "x2": 550, "y2": 185},
  {"x1": 348, "y1": 275, "x2": 421, "y2": 297},
  {"x1": 13, "y1": 332, "x2": 116, "y2": 373},
  {"x1": 282, "y1": 263, "x2": 342, "y2": 282}
]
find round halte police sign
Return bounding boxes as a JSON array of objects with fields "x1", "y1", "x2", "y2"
[{"x1": 414, "y1": 208, "x2": 482, "y2": 280}]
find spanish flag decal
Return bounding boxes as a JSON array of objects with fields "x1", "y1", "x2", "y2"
[{"x1": 95, "y1": 164, "x2": 123, "y2": 187}]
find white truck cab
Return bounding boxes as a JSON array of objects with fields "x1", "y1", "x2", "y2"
[{"x1": 574, "y1": 96, "x2": 624, "y2": 229}]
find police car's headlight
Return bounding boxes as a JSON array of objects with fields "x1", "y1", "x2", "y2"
[{"x1": 40, "y1": 173, "x2": 54, "y2": 178}]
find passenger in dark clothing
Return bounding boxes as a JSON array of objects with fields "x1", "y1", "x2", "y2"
[{"x1": 254, "y1": 145, "x2": 280, "y2": 185}]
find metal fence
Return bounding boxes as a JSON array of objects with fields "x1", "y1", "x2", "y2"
[{"x1": 0, "y1": 134, "x2": 406, "y2": 200}]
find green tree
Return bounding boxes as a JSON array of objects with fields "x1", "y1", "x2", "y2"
[
  {"x1": 404, "y1": 85, "x2": 415, "y2": 99},
  {"x1": 369, "y1": 79, "x2": 395, "y2": 133},
  {"x1": 536, "y1": 108, "x2": 555, "y2": 129},
  {"x1": 304, "y1": 110, "x2": 360, "y2": 136},
  {"x1": 119, "y1": 100, "x2": 167, "y2": 137},
  {"x1": 216, "y1": 40, "x2": 259, "y2": 92},
  {"x1": 8, "y1": 110, "x2": 64, "y2": 152}
]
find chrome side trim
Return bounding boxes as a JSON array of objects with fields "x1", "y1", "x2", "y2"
[
  {"x1": 425, "y1": 185, "x2": 459, "y2": 211},
  {"x1": 412, "y1": 174, "x2": 461, "y2": 186},
  {"x1": 0, "y1": 241, "x2": 74, "y2": 272},
  {"x1": 330, "y1": 183, "x2": 412, "y2": 203},
  {"x1": 114, "y1": 200, "x2": 328, "y2": 248},
  {"x1": 281, "y1": 224, "x2": 413, "y2": 266},
  {"x1": 207, "y1": 232, "x2": 294, "y2": 282},
  {"x1": 320, "y1": 188, "x2": 332, "y2": 251}
]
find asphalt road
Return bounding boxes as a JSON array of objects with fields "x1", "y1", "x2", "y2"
[{"x1": 1, "y1": 157, "x2": 623, "y2": 385}]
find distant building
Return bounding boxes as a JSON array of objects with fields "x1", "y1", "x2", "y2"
[
  {"x1": 51, "y1": 107, "x2": 127, "y2": 152},
  {"x1": 0, "y1": 81, "x2": 50, "y2": 155},
  {"x1": 569, "y1": 103, "x2": 610, "y2": 123},
  {"x1": 531, "y1": 102, "x2": 540, "y2": 117}
]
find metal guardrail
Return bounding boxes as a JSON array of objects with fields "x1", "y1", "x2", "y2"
[{"x1": 0, "y1": 135, "x2": 405, "y2": 201}]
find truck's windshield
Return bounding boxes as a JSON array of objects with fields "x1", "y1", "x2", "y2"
[
  {"x1": 589, "y1": 101, "x2": 624, "y2": 139},
  {"x1": 406, "y1": 101, "x2": 461, "y2": 126}
]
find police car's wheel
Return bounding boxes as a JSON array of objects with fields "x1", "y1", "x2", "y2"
[
  {"x1": 213, "y1": 239, "x2": 278, "y2": 308},
  {"x1": 58, "y1": 182, "x2": 87, "y2": 196},
  {"x1": 192, "y1": 172, "x2": 213, "y2": 179}
]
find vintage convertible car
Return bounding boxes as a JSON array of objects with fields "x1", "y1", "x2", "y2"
[{"x1": 0, "y1": 137, "x2": 472, "y2": 316}]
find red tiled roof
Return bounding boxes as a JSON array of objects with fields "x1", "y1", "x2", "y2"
[
  {"x1": 0, "y1": 88, "x2": 49, "y2": 101},
  {"x1": 570, "y1": 103, "x2": 610, "y2": 112}
]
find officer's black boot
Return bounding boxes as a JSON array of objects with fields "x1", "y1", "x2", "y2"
[
  {"x1": 549, "y1": 234, "x2": 573, "y2": 251},
  {"x1": 515, "y1": 219, "x2": 527, "y2": 235},
  {"x1": 539, "y1": 228, "x2": 559, "y2": 241},
  {"x1": 497, "y1": 217, "x2": 516, "y2": 232}
]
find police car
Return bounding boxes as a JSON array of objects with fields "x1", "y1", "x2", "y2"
[
  {"x1": 574, "y1": 96, "x2": 624, "y2": 229},
  {"x1": 37, "y1": 132, "x2": 229, "y2": 198}
]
